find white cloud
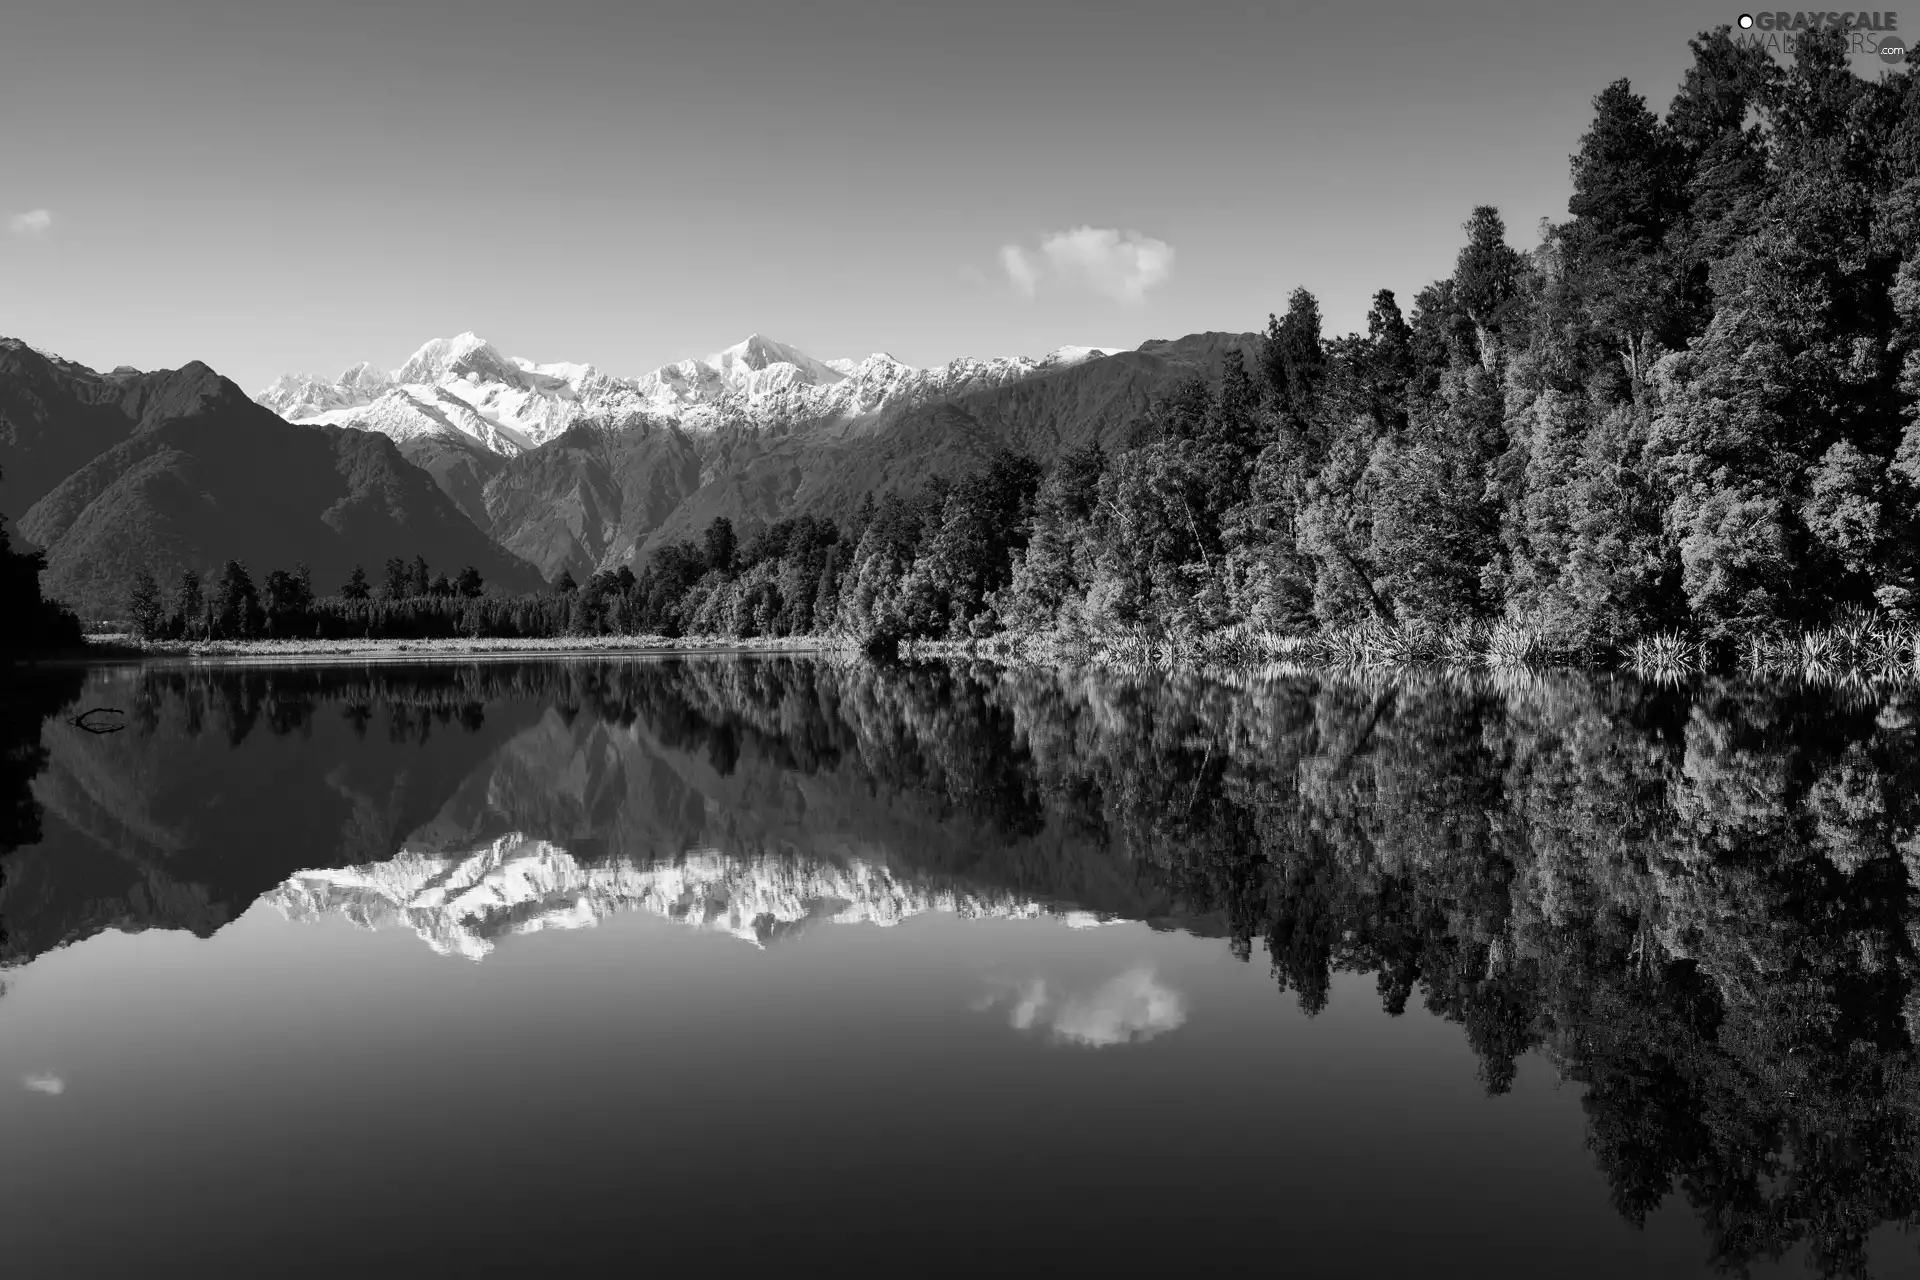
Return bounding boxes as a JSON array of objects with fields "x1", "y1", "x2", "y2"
[
  {"x1": 979, "y1": 967, "x2": 1187, "y2": 1048},
  {"x1": 1000, "y1": 244, "x2": 1038, "y2": 299},
  {"x1": 997, "y1": 226, "x2": 1174, "y2": 304},
  {"x1": 22, "y1": 1073, "x2": 64, "y2": 1095},
  {"x1": 8, "y1": 209, "x2": 52, "y2": 235}
]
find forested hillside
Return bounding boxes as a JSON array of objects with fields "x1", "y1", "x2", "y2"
[{"x1": 619, "y1": 25, "x2": 1920, "y2": 655}]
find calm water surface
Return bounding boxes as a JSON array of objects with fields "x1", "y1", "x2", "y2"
[{"x1": 3, "y1": 656, "x2": 1919, "y2": 1277}]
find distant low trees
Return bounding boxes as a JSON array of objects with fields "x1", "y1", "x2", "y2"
[{"x1": 127, "y1": 555, "x2": 503, "y2": 641}]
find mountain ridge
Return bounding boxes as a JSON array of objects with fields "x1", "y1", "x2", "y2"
[
  {"x1": 255, "y1": 329, "x2": 1255, "y2": 580},
  {"x1": 256, "y1": 331, "x2": 1137, "y2": 453},
  {"x1": 0, "y1": 342, "x2": 547, "y2": 615}
]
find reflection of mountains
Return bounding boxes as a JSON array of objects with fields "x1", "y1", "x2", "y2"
[
  {"x1": 273, "y1": 836, "x2": 1088, "y2": 959},
  {"x1": 3, "y1": 661, "x2": 1201, "y2": 967}
]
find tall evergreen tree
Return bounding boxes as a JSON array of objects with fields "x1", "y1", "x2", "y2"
[{"x1": 126, "y1": 568, "x2": 164, "y2": 640}]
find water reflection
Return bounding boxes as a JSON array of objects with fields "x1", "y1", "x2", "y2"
[
  {"x1": 977, "y1": 967, "x2": 1188, "y2": 1047},
  {"x1": 272, "y1": 839, "x2": 1061, "y2": 959},
  {"x1": 4, "y1": 657, "x2": 1920, "y2": 1274}
]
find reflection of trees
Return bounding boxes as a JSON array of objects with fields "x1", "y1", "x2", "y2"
[
  {"x1": 977, "y1": 667, "x2": 1920, "y2": 1278},
  {"x1": 11, "y1": 657, "x2": 1920, "y2": 1272},
  {"x1": 0, "y1": 667, "x2": 89, "y2": 948}
]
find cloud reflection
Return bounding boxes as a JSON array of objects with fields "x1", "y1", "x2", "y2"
[
  {"x1": 22, "y1": 1073, "x2": 65, "y2": 1095},
  {"x1": 981, "y1": 967, "x2": 1187, "y2": 1048}
]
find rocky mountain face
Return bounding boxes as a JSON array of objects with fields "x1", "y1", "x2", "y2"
[
  {"x1": 0, "y1": 340, "x2": 547, "y2": 616},
  {"x1": 258, "y1": 330, "x2": 1255, "y2": 580}
]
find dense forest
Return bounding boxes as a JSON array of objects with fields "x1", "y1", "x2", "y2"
[{"x1": 773, "y1": 25, "x2": 1920, "y2": 656}]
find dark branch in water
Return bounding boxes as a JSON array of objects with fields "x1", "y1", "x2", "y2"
[{"x1": 70, "y1": 707, "x2": 126, "y2": 734}]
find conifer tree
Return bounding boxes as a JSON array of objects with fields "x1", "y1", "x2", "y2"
[{"x1": 127, "y1": 568, "x2": 164, "y2": 640}]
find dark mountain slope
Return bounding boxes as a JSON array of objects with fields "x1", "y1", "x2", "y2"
[
  {"x1": 395, "y1": 431, "x2": 508, "y2": 533},
  {"x1": 0, "y1": 340, "x2": 165, "y2": 517},
  {"x1": 12, "y1": 357, "x2": 544, "y2": 615},
  {"x1": 479, "y1": 420, "x2": 704, "y2": 582}
]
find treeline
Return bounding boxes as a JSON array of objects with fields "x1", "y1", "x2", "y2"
[
  {"x1": 125, "y1": 556, "x2": 574, "y2": 641},
  {"x1": 121, "y1": 517, "x2": 863, "y2": 642}
]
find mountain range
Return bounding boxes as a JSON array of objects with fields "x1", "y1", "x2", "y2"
[
  {"x1": 254, "y1": 329, "x2": 1257, "y2": 580},
  {"x1": 0, "y1": 325, "x2": 1253, "y2": 614}
]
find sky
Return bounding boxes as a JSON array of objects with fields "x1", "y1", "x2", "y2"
[{"x1": 0, "y1": 0, "x2": 1897, "y2": 392}]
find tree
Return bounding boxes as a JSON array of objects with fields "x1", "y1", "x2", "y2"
[
  {"x1": 383, "y1": 557, "x2": 409, "y2": 601},
  {"x1": 261, "y1": 567, "x2": 312, "y2": 633},
  {"x1": 704, "y1": 517, "x2": 738, "y2": 574},
  {"x1": 1263, "y1": 287, "x2": 1329, "y2": 440},
  {"x1": 455, "y1": 565, "x2": 484, "y2": 598},
  {"x1": 342, "y1": 565, "x2": 370, "y2": 600},
  {"x1": 126, "y1": 568, "x2": 165, "y2": 640},
  {"x1": 174, "y1": 569, "x2": 205, "y2": 639},
  {"x1": 212, "y1": 560, "x2": 262, "y2": 639},
  {"x1": 410, "y1": 555, "x2": 431, "y2": 599},
  {"x1": 554, "y1": 568, "x2": 579, "y2": 594}
]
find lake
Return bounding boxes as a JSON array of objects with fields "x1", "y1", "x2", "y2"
[{"x1": 3, "y1": 655, "x2": 1919, "y2": 1278}]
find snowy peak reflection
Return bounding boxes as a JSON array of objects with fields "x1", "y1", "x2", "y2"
[{"x1": 270, "y1": 835, "x2": 1102, "y2": 960}]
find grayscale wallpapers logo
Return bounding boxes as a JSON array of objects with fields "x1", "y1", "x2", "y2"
[{"x1": 1737, "y1": 11, "x2": 1906, "y2": 60}]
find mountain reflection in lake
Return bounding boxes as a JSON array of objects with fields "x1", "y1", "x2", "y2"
[{"x1": 3, "y1": 657, "x2": 1920, "y2": 1277}]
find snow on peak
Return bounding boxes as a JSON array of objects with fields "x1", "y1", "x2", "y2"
[
  {"x1": 254, "y1": 330, "x2": 1137, "y2": 456},
  {"x1": 393, "y1": 332, "x2": 517, "y2": 387},
  {"x1": 715, "y1": 333, "x2": 834, "y2": 376},
  {"x1": 1042, "y1": 345, "x2": 1123, "y2": 366}
]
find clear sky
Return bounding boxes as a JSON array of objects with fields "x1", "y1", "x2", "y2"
[{"x1": 0, "y1": 0, "x2": 1890, "y2": 391}]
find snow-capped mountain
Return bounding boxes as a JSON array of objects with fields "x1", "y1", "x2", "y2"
[
  {"x1": 255, "y1": 331, "x2": 1131, "y2": 458},
  {"x1": 258, "y1": 361, "x2": 394, "y2": 420},
  {"x1": 268, "y1": 834, "x2": 1114, "y2": 961}
]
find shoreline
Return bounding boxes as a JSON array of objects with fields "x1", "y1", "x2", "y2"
[{"x1": 28, "y1": 633, "x2": 853, "y2": 667}]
